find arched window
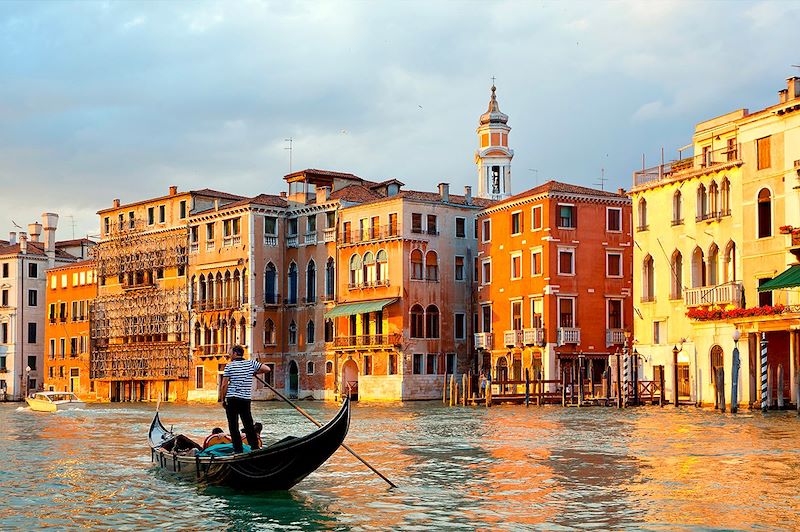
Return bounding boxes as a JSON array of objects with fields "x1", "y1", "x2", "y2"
[
  {"x1": 324, "y1": 319, "x2": 334, "y2": 343},
  {"x1": 672, "y1": 190, "x2": 682, "y2": 225},
  {"x1": 376, "y1": 250, "x2": 388, "y2": 284},
  {"x1": 723, "y1": 240, "x2": 737, "y2": 283},
  {"x1": 757, "y1": 188, "x2": 772, "y2": 238},
  {"x1": 638, "y1": 198, "x2": 648, "y2": 230},
  {"x1": 691, "y1": 246, "x2": 706, "y2": 288},
  {"x1": 307, "y1": 320, "x2": 315, "y2": 344},
  {"x1": 307, "y1": 361, "x2": 315, "y2": 375},
  {"x1": 363, "y1": 252, "x2": 375, "y2": 286},
  {"x1": 325, "y1": 258, "x2": 335, "y2": 300},
  {"x1": 198, "y1": 274, "x2": 207, "y2": 304},
  {"x1": 671, "y1": 251, "x2": 683, "y2": 299},
  {"x1": 306, "y1": 260, "x2": 316, "y2": 303},
  {"x1": 642, "y1": 255, "x2": 654, "y2": 301},
  {"x1": 696, "y1": 184, "x2": 707, "y2": 220},
  {"x1": 239, "y1": 317, "x2": 246, "y2": 344},
  {"x1": 349, "y1": 254, "x2": 361, "y2": 287},
  {"x1": 326, "y1": 360, "x2": 333, "y2": 374},
  {"x1": 425, "y1": 251, "x2": 439, "y2": 281},
  {"x1": 710, "y1": 345, "x2": 724, "y2": 385},
  {"x1": 223, "y1": 271, "x2": 232, "y2": 305},
  {"x1": 708, "y1": 180, "x2": 719, "y2": 217},
  {"x1": 410, "y1": 249, "x2": 424, "y2": 280},
  {"x1": 425, "y1": 304, "x2": 440, "y2": 338},
  {"x1": 288, "y1": 262, "x2": 298, "y2": 304},
  {"x1": 232, "y1": 269, "x2": 241, "y2": 306},
  {"x1": 288, "y1": 320, "x2": 297, "y2": 344},
  {"x1": 410, "y1": 304, "x2": 424, "y2": 338},
  {"x1": 265, "y1": 263, "x2": 277, "y2": 304},
  {"x1": 194, "y1": 321, "x2": 201, "y2": 346},
  {"x1": 707, "y1": 244, "x2": 719, "y2": 286},
  {"x1": 720, "y1": 178, "x2": 730, "y2": 215},
  {"x1": 264, "y1": 319, "x2": 275, "y2": 345}
]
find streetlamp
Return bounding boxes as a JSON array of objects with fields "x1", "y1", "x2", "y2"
[
  {"x1": 672, "y1": 345, "x2": 680, "y2": 407},
  {"x1": 24, "y1": 365, "x2": 31, "y2": 400},
  {"x1": 633, "y1": 348, "x2": 640, "y2": 406},
  {"x1": 731, "y1": 329, "x2": 741, "y2": 413}
]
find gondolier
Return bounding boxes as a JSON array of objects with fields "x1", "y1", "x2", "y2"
[{"x1": 219, "y1": 345, "x2": 271, "y2": 453}]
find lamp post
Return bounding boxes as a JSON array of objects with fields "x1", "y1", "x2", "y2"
[
  {"x1": 633, "y1": 348, "x2": 640, "y2": 406},
  {"x1": 24, "y1": 365, "x2": 31, "y2": 400},
  {"x1": 672, "y1": 345, "x2": 679, "y2": 407},
  {"x1": 615, "y1": 347, "x2": 622, "y2": 409},
  {"x1": 623, "y1": 330, "x2": 631, "y2": 407},
  {"x1": 731, "y1": 329, "x2": 741, "y2": 413}
]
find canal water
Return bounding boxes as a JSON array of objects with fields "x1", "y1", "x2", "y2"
[{"x1": 2, "y1": 400, "x2": 800, "y2": 530}]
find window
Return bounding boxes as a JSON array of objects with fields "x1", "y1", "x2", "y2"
[
  {"x1": 642, "y1": 255, "x2": 655, "y2": 302},
  {"x1": 511, "y1": 300, "x2": 523, "y2": 330},
  {"x1": 195, "y1": 367, "x2": 204, "y2": 389},
  {"x1": 48, "y1": 338, "x2": 56, "y2": 356},
  {"x1": 307, "y1": 214, "x2": 317, "y2": 234},
  {"x1": 531, "y1": 298, "x2": 543, "y2": 328},
  {"x1": 362, "y1": 355, "x2": 372, "y2": 375},
  {"x1": 637, "y1": 199, "x2": 647, "y2": 230},
  {"x1": 426, "y1": 354, "x2": 438, "y2": 375},
  {"x1": 671, "y1": 251, "x2": 683, "y2": 299},
  {"x1": 179, "y1": 200, "x2": 187, "y2": 219},
  {"x1": 288, "y1": 321, "x2": 297, "y2": 344},
  {"x1": 558, "y1": 298, "x2": 575, "y2": 328},
  {"x1": 425, "y1": 251, "x2": 438, "y2": 281},
  {"x1": 27, "y1": 355, "x2": 37, "y2": 370},
  {"x1": 531, "y1": 249, "x2": 542, "y2": 276},
  {"x1": 1, "y1": 289, "x2": 7, "y2": 306},
  {"x1": 348, "y1": 254, "x2": 361, "y2": 287},
  {"x1": 60, "y1": 338, "x2": 65, "y2": 356},
  {"x1": 147, "y1": 207, "x2": 155, "y2": 225},
  {"x1": 342, "y1": 221, "x2": 351, "y2": 243},
  {"x1": 446, "y1": 353, "x2": 456, "y2": 374},
  {"x1": 653, "y1": 321, "x2": 662, "y2": 344},
  {"x1": 0, "y1": 355, "x2": 5, "y2": 369},
  {"x1": 481, "y1": 259, "x2": 491, "y2": 285},
  {"x1": 325, "y1": 258, "x2": 336, "y2": 298},
  {"x1": 510, "y1": 252, "x2": 522, "y2": 280},
  {"x1": 28, "y1": 323, "x2": 36, "y2": 343},
  {"x1": 721, "y1": 178, "x2": 731, "y2": 215},
  {"x1": 2, "y1": 263, "x2": 8, "y2": 277},
  {"x1": 388, "y1": 213, "x2": 398, "y2": 236},
  {"x1": 306, "y1": 260, "x2": 316, "y2": 302},
  {"x1": 425, "y1": 305, "x2": 439, "y2": 338},
  {"x1": 757, "y1": 188, "x2": 772, "y2": 238},
  {"x1": 362, "y1": 252, "x2": 375, "y2": 285},
  {"x1": 758, "y1": 278, "x2": 773, "y2": 307},
  {"x1": 608, "y1": 299, "x2": 622, "y2": 329},
  {"x1": 287, "y1": 218, "x2": 298, "y2": 236},
  {"x1": 2, "y1": 323, "x2": 9, "y2": 343},
  {"x1": 206, "y1": 222, "x2": 215, "y2": 240},
  {"x1": 454, "y1": 313, "x2": 465, "y2": 340},
  {"x1": 388, "y1": 354, "x2": 397, "y2": 375},
  {"x1": 264, "y1": 319, "x2": 276, "y2": 345},
  {"x1": 696, "y1": 184, "x2": 707, "y2": 220},
  {"x1": 710, "y1": 345, "x2": 724, "y2": 384},
  {"x1": 558, "y1": 205, "x2": 575, "y2": 228},
  {"x1": 411, "y1": 213, "x2": 423, "y2": 234},
  {"x1": 376, "y1": 250, "x2": 388, "y2": 283},
  {"x1": 481, "y1": 304, "x2": 492, "y2": 333},
  {"x1": 264, "y1": 216, "x2": 277, "y2": 235},
  {"x1": 482, "y1": 219, "x2": 491, "y2": 242},
  {"x1": 264, "y1": 263, "x2": 278, "y2": 304},
  {"x1": 410, "y1": 250, "x2": 423, "y2": 280},
  {"x1": 28, "y1": 263, "x2": 38, "y2": 278},
  {"x1": 70, "y1": 337, "x2": 78, "y2": 356},
  {"x1": 128, "y1": 211, "x2": 135, "y2": 229},
  {"x1": 190, "y1": 226, "x2": 199, "y2": 244},
  {"x1": 558, "y1": 248, "x2": 575, "y2": 275},
  {"x1": 532, "y1": 205, "x2": 542, "y2": 230},
  {"x1": 427, "y1": 215, "x2": 438, "y2": 235},
  {"x1": 606, "y1": 252, "x2": 622, "y2": 277},
  {"x1": 223, "y1": 217, "x2": 240, "y2": 237},
  {"x1": 307, "y1": 361, "x2": 315, "y2": 375},
  {"x1": 757, "y1": 136, "x2": 771, "y2": 170},
  {"x1": 511, "y1": 211, "x2": 522, "y2": 235},
  {"x1": 413, "y1": 354, "x2": 424, "y2": 375},
  {"x1": 324, "y1": 319, "x2": 333, "y2": 343},
  {"x1": 672, "y1": 190, "x2": 683, "y2": 225},
  {"x1": 326, "y1": 360, "x2": 333, "y2": 374},
  {"x1": 607, "y1": 208, "x2": 622, "y2": 232},
  {"x1": 288, "y1": 263, "x2": 298, "y2": 304},
  {"x1": 455, "y1": 217, "x2": 466, "y2": 238},
  {"x1": 454, "y1": 256, "x2": 465, "y2": 281},
  {"x1": 410, "y1": 305, "x2": 424, "y2": 338},
  {"x1": 28, "y1": 289, "x2": 37, "y2": 307},
  {"x1": 307, "y1": 320, "x2": 315, "y2": 344},
  {"x1": 158, "y1": 205, "x2": 165, "y2": 223}
]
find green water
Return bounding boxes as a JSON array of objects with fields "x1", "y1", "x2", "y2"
[{"x1": 2, "y1": 401, "x2": 800, "y2": 530}]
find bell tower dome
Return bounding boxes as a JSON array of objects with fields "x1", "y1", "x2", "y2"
[{"x1": 474, "y1": 84, "x2": 513, "y2": 199}]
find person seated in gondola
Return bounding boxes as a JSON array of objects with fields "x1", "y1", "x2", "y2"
[
  {"x1": 242, "y1": 422, "x2": 263, "y2": 448},
  {"x1": 203, "y1": 427, "x2": 232, "y2": 449}
]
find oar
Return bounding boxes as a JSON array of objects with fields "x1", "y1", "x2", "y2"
[{"x1": 254, "y1": 375, "x2": 397, "y2": 489}]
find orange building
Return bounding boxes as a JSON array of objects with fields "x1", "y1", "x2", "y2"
[
  {"x1": 475, "y1": 181, "x2": 633, "y2": 393},
  {"x1": 44, "y1": 260, "x2": 98, "y2": 399}
]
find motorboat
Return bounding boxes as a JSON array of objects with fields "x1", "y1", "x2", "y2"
[{"x1": 26, "y1": 391, "x2": 86, "y2": 412}]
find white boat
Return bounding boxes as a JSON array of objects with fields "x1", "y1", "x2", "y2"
[{"x1": 25, "y1": 391, "x2": 86, "y2": 412}]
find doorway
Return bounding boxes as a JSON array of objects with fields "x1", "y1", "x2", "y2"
[
  {"x1": 341, "y1": 359, "x2": 359, "y2": 400},
  {"x1": 678, "y1": 363, "x2": 691, "y2": 399},
  {"x1": 288, "y1": 360, "x2": 299, "y2": 399},
  {"x1": 70, "y1": 368, "x2": 79, "y2": 393}
]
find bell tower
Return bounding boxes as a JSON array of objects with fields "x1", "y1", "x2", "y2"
[{"x1": 475, "y1": 84, "x2": 513, "y2": 199}]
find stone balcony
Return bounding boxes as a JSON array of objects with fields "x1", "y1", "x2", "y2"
[
  {"x1": 523, "y1": 327, "x2": 546, "y2": 346},
  {"x1": 557, "y1": 327, "x2": 581, "y2": 345},
  {"x1": 503, "y1": 330, "x2": 523, "y2": 347},
  {"x1": 474, "y1": 332, "x2": 493, "y2": 350},
  {"x1": 683, "y1": 281, "x2": 743, "y2": 308}
]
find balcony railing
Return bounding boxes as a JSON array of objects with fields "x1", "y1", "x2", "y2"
[
  {"x1": 287, "y1": 236, "x2": 298, "y2": 248},
  {"x1": 522, "y1": 327, "x2": 545, "y2": 346},
  {"x1": 474, "y1": 332, "x2": 493, "y2": 350},
  {"x1": 192, "y1": 297, "x2": 242, "y2": 311},
  {"x1": 264, "y1": 236, "x2": 278, "y2": 247},
  {"x1": 190, "y1": 242, "x2": 199, "y2": 253},
  {"x1": 323, "y1": 227, "x2": 336, "y2": 242},
  {"x1": 504, "y1": 329, "x2": 523, "y2": 347},
  {"x1": 332, "y1": 333, "x2": 402, "y2": 348},
  {"x1": 633, "y1": 144, "x2": 741, "y2": 188},
  {"x1": 606, "y1": 328, "x2": 626, "y2": 346},
  {"x1": 304, "y1": 232, "x2": 317, "y2": 245},
  {"x1": 194, "y1": 344, "x2": 228, "y2": 356},
  {"x1": 222, "y1": 235, "x2": 241, "y2": 247},
  {"x1": 557, "y1": 327, "x2": 581, "y2": 345},
  {"x1": 684, "y1": 281, "x2": 743, "y2": 308},
  {"x1": 340, "y1": 224, "x2": 401, "y2": 244},
  {"x1": 206, "y1": 241, "x2": 215, "y2": 251}
]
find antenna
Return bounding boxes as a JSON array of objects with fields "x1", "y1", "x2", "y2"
[
  {"x1": 284, "y1": 137, "x2": 293, "y2": 173},
  {"x1": 594, "y1": 168, "x2": 607, "y2": 191},
  {"x1": 528, "y1": 169, "x2": 539, "y2": 185},
  {"x1": 67, "y1": 215, "x2": 77, "y2": 239},
  {"x1": 491, "y1": 75, "x2": 496, "y2": 85}
]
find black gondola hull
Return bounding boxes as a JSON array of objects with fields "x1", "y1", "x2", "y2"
[{"x1": 149, "y1": 399, "x2": 350, "y2": 491}]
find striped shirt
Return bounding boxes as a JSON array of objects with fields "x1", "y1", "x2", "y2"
[{"x1": 223, "y1": 359, "x2": 262, "y2": 400}]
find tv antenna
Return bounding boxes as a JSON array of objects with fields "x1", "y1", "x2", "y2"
[
  {"x1": 594, "y1": 168, "x2": 607, "y2": 191},
  {"x1": 67, "y1": 215, "x2": 77, "y2": 239},
  {"x1": 528, "y1": 169, "x2": 539, "y2": 185},
  {"x1": 284, "y1": 137, "x2": 294, "y2": 173}
]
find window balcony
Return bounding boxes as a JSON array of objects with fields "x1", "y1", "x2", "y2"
[
  {"x1": 503, "y1": 329, "x2": 523, "y2": 347},
  {"x1": 287, "y1": 236, "x2": 298, "y2": 248},
  {"x1": 333, "y1": 333, "x2": 402, "y2": 349},
  {"x1": 304, "y1": 232, "x2": 317, "y2": 245},
  {"x1": 264, "y1": 236, "x2": 278, "y2": 247},
  {"x1": 606, "y1": 328, "x2": 626, "y2": 347},
  {"x1": 194, "y1": 344, "x2": 227, "y2": 356},
  {"x1": 633, "y1": 144, "x2": 741, "y2": 189},
  {"x1": 684, "y1": 281, "x2": 743, "y2": 308},
  {"x1": 474, "y1": 332, "x2": 493, "y2": 350},
  {"x1": 557, "y1": 327, "x2": 581, "y2": 346},
  {"x1": 522, "y1": 327, "x2": 545, "y2": 346},
  {"x1": 190, "y1": 242, "x2": 199, "y2": 253},
  {"x1": 192, "y1": 297, "x2": 241, "y2": 311},
  {"x1": 323, "y1": 227, "x2": 336, "y2": 242},
  {"x1": 206, "y1": 241, "x2": 215, "y2": 251}
]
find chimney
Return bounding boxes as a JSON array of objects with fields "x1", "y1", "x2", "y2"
[
  {"x1": 779, "y1": 89, "x2": 788, "y2": 104},
  {"x1": 787, "y1": 77, "x2": 800, "y2": 100},
  {"x1": 113, "y1": 198, "x2": 120, "y2": 208},
  {"x1": 464, "y1": 186, "x2": 472, "y2": 205},
  {"x1": 280, "y1": 191, "x2": 287, "y2": 198},
  {"x1": 316, "y1": 186, "x2": 331, "y2": 204},
  {"x1": 169, "y1": 185, "x2": 178, "y2": 196},
  {"x1": 41, "y1": 212, "x2": 58, "y2": 262},
  {"x1": 8, "y1": 232, "x2": 16, "y2": 245},
  {"x1": 19, "y1": 232, "x2": 27, "y2": 254},
  {"x1": 214, "y1": 199, "x2": 220, "y2": 211},
  {"x1": 618, "y1": 187, "x2": 627, "y2": 196},
  {"x1": 28, "y1": 223, "x2": 42, "y2": 243},
  {"x1": 438, "y1": 183, "x2": 450, "y2": 203}
]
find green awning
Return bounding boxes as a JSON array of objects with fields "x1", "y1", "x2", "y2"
[
  {"x1": 324, "y1": 298, "x2": 398, "y2": 318},
  {"x1": 758, "y1": 265, "x2": 800, "y2": 291}
]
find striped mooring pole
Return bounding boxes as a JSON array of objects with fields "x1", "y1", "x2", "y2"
[
  {"x1": 623, "y1": 350, "x2": 629, "y2": 407},
  {"x1": 760, "y1": 333, "x2": 768, "y2": 412}
]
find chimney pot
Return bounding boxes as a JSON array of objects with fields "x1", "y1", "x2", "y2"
[
  {"x1": 113, "y1": 199, "x2": 120, "y2": 208},
  {"x1": 27, "y1": 223, "x2": 42, "y2": 243},
  {"x1": 41, "y1": 212, "x2": 58, "y2": 258},
  {"x1": 169, "y1": 185, "x2": 178, "y2": 196},
  {"x1": 618, "y1": 187, "x2": 627, "y2": 196},
  {"x1": 788, "y1": 77, "x2": 800, "y2": 100},
  {"x1": 779, "y1": 89, "x2": 788, "y2": 104},
  {"x1": 19, "y1": 232, "x2": 27, "y2": 254},
  {"x1": 464, "y1": 186, "x2": 473, "y2": 205},
  {"x1": 316, "y1": 186, "x2": 331, "y2": 204},
  {"x1": 438, "y1": 182, "x2": 450, "y2": 202},
  {"x1": 280, "y1": 191, "x2": 287, "y2": 198}
]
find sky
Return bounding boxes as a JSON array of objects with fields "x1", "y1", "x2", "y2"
[{"x1": 1, "y1": 0, "x2": 799, "y2": 240}]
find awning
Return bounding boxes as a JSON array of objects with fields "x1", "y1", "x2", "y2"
[
  {"x1": 324, "y1": 298, "x2": 398, "y2": 319},
  {"x1": 758, "y1": 265, "x2": 800, "y2": 291}
]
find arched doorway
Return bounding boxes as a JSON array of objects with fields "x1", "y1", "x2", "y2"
[
  {"x1": 496, "y1": 356, "x2": 508, "y2": 393},
  {"x1": 288, "y1": 360, "x2": 299, "y2": 399},
  {"x1": 341, "y1": 358, "x2": 359, "y2": 400}
]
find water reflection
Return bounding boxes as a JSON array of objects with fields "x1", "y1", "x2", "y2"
[{"x1": 2, "y1": 402, "x2": 800, "y2": 530}]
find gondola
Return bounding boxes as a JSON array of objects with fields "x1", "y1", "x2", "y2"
[{"x1": 148, "y1": 398, "x2": 350, "y2": 491}]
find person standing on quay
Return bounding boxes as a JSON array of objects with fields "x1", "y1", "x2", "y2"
[{"x1": 218, "y1": 345, "x2": 271, "y2": 453}]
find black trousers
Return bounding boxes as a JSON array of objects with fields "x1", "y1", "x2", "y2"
[{"x1": 224, "y1": 397, "x2": 260, "y2": 453}]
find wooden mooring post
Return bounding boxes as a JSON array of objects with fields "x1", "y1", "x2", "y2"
[
  {"x1": 485, "y1": 380, "x2": 492, "y2": 407},
  {"x1": 716, "y1": 367, "x2": 726, "y2": 413},
  {"x1": 767, "y1": 364, "x2": 773, "y2": 410},
  {"x1": 462, "y1": 373, "x2": 468, "y2": 406},
  {"x1": 449, "y1": 374, "x2": 456, "y2": 407},
  {"x1": 524, "y1": 369, "x2": 530, "y2": 407},
  {"x1": 443, "y1": 374, "x2": 448, "y2": 404}
]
